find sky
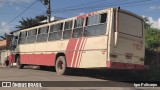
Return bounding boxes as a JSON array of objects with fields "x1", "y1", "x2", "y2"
[{"x1": 0, "y1": 0, "x2": 160, "y2": 36}]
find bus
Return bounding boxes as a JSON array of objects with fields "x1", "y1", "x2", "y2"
[{"x1": 9, "y1": 8, "x2": 145, "y2": 75}]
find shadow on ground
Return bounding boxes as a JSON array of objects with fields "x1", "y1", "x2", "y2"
[{"x1": 23, "y1": 65, "x2": 153, "y2": 82}]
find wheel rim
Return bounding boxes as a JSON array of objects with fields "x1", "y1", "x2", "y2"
[{"x1": 57, "y1": 60, "x2": 64, "y2": 70}]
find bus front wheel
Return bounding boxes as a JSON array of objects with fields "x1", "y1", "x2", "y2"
[
  {"x1": 16, "y1": 56, "x2": 24, "y2": 69},
  {"x1": 55, "y1": 56, "x2": 68, "y2": 75}
]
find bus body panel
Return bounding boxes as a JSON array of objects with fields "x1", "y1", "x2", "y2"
[
  {"x1": 20, "y1": 54, "x2": 55, "y2": 66},
  {"x1": 77, "y1": 36, "x2": 108, "y2": 68}
]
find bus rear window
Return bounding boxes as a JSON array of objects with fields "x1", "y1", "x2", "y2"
[{"x1": 118, "y1": 12, "x2": 143, "y2": 37}]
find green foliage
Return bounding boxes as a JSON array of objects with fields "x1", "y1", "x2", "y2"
[
  {"x1": 15, "y1": 15, "x2": 47, "y2": 30},
  {"x1": 144, "y1": 17, "x2": 160, "y2": 67},
  {"x1": 144, "y1": 17, "x2": 160, "y2": 50},
  {"x1": 145, "y1": 27, "x2": 160, "y2": 50}
]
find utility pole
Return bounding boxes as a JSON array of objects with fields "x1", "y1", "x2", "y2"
[{"x1": 43, "y1": 0, "x2": 51, "y2": 23}]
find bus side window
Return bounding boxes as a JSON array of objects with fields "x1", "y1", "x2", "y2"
[
  {"x1": 63, "y1": 21, "x2": 72, "y2": 39},
  {"x1": 73, "y1": 18, "x2": 84, "y2": 38},
  {"x1": 48, "y1": 23, "x2": 63, "y2": 41},
  {"x1": 13, "y1": 36, "x2": 18, "y2": 45},
  {"x1": 84, "y1": 13, "x2": 107, "y2": 37},
  {"x1": 19, "y1": 31, "x2": 27, "y2": 44},
  {"x1": 10, "y1": 35, "x2": 18, "y2": 50},
  {"x1": 100, "y1": 13, "x2": 107, "y2": 23},
  {"x1": 27, "y1": 29, "x2": 37, "y2": 43},
  {"x1": 36, "y1": 26, "x2": 49, "y2": 42}
]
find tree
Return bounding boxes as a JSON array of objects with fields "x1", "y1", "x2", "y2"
[
  {"x1": 144, "y1": 17, "x2": 151, "y2": 29},
  {"x1": 35, "y1": 15, "x2": 47, "y2": 22},
  {"x1": 145, "y1": 28, "x2": 160, "y2": 49},
  {"x1": 144, "y1": 17, "x2": 160, "y2": 67},
  {"x1": 15, "y1": 15, "x2": 47, "y2": 30},
  {"x1": 144, "y1": 16, "x2": 160, "y2": 50}
]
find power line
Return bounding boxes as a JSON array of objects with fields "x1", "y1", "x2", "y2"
[
  {"x1": 116, "y1": 0, "x2": 155, "y2": 7},
  {"x1": 51, "y1": 0, "x2": 154, "y2": 14},
  {"x1": 53, "y1": 0, "x2": 107, "y2": 11},
  {"x1": 38, "y1": 0, "x2": 48, "y2": 9},
  {"x1": 52, "y1": 0, "x2": 128, "y2": 13},
  {"x1": 0, "y1": 0, "x2": 38, "y2": 30},
  {"x1": 12, "y1": 2, "x2": 42, "y2": 11}
]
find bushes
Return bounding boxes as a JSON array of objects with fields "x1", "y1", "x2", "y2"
[
  {"x1": 145, "y1": 49, "x2": 160, "y2": 67},
  {"x1": 143, "y1": 67, "x2": 160, "y2": 81}
]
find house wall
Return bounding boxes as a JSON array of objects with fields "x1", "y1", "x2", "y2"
[
  {"x1": 0, "y1": 40, "x2": 8, "y2": 65},
  {"x1": 0, "y1": 50, "x2": 8, "y2": 65}
]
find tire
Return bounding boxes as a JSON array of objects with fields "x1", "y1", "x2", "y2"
[
  {"x1": 16, "y1": 56, "x2": 24, "y2": 69},
  {"x1": 55, "y1": 56, "x2": 68, "y2": 75}
]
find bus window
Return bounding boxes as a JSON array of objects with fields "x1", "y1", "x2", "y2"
[
  {"x1": 19, "y1": 31, "x2": 27, "y2": 44},
  {"x1": 48, "y1": 23, "x2": 63, "y2": 41},
  {"x1": 27, "y1": 29, "x2": 37, "y2": 43},
  {"x1": 38, "y1": 27, "x2": 48, "y2": 34},
  {"x1": 50, "y1": 23, "x2": 63, "y2": 32},
  {"x1": 64, "y1": 21, "x2": 72, "y2": 29},
  {"x1": 86, "y1": 14, "x2": 99, "y2": 26},
  {"x1": 73, "y1": 18, "x2": 84, "y2": 38},
  {"x1": 100, "y1": 13, "x2": 107, "y2": 23},
  {"x1": 10, "y1": 35, "x2": 18, "y2": 50},
  {"x1": 20, "y1": 31, "x2": 27, "y2": 37},
  {"x1": 14, "y1": 36, "x2": 18, "y2": 45},
  {"x1": 28, "y1": 29, "x2": 37, "y2": 36},
  {"x1": 37, "y1": 26, "x2": 49, "y2": 42},
  {"x1": 63, "y1": 21, "x2": 72, "y2": 39},
  {"x1": 84, "y1": 13, "x2": 107, "y2": 37}
]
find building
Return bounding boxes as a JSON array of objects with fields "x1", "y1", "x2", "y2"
[
  {"x1": 40, "y1": 16, "x2": 65, "y2": 23},
  {"x1": 0, "y1": 35, "x2": 12, "y2": 65},
  {"x1": 0, "y1": 40, "x2": 9, "y2": 65}
]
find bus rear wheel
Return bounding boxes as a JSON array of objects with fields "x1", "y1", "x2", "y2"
[
  {"x1": 16, "y1": 56, "x2": 24, "y2": 69},
  {"x1": 55, "y1": 56, "x2": 68, "y2": 75}
]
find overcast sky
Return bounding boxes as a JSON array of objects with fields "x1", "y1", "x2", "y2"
[{"x1": 0, "y1": 0, "x2": 160, "y2": 36}]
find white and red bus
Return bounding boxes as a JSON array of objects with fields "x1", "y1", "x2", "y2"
[{"x1": 9, "y1": 8, "x2": 145, "y2": 75}]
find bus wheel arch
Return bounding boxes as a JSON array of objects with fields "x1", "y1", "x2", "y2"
[
  {"x1": 55, "y1": 53, "x2": 68, "y2": 75},
  {"x1": 55, "y1": 53, "x2": 66, "y2": 65},
  {"x1": 15, "y1": 54, "x2": 24, "y2": 69}
]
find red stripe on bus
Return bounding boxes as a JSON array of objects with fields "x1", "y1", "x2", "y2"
[
  {"x1": 76, "y1": 38, "x2": 86, "y2": 67},
  {"x1": 65, "y1": 38, "x2": 78, "y2": 67},
  {"x1": 106, "y1": 61, "x2": 144, "y2": 70},
  {"x1": 75, "y1": 38, "x2": 86, "y2": 67},
  {"x1": 20, "y1": 54, "x2": 55, "y2": 66},
  {"x1": 77, "y1": 38, "x2": 87, "y2": 68},
  {"x1": 72, "y1": 38, "x2": 83, "y2": 67}
]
